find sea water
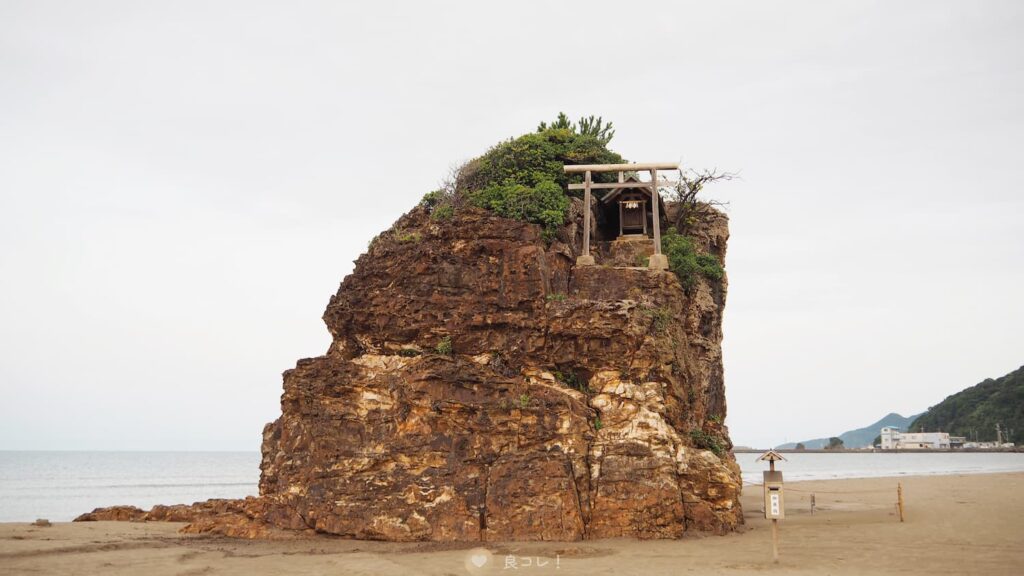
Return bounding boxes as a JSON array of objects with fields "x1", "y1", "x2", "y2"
[
  {"x1": 2, "y1": 450, "x2": 1023, "y2": 522},
  {"x1": 0, "y1": 451, "x2": 259, "y2": 522},
  {"x1": 734, "y1": 451, "x2": 1024, "y2": 485}
]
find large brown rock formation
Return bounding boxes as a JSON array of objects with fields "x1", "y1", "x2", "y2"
[{"x1": 77, "y1": 202, "x2": 742, "y2": 541}]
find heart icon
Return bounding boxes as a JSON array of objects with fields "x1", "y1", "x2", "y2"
[{"x1": 470, "y1": 554, "x2": 488, "y2": 567}]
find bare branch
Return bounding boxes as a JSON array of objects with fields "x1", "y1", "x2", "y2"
[
  {"x1": 667, "y1": 168, "x2": 738, "y2": 232},
  {"x1": 436, "y1": 160, "x2": 471, "y2": 208}
]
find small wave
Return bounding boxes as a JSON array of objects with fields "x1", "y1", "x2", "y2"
[
  {"x1": 91, "y1": 482, "x2": 255, "y2": 489},
  {"x1": 0, "y1": 482, "x2": 260, "y2": 491}
]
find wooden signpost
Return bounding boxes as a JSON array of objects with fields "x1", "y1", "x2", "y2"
[{"x1": 757, "y1": 450, "x2": 786, "y2": 563}]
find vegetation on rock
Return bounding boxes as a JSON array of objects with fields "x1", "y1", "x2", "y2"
[
  {"x1": 395, "y1": 230, "x2": 421, "y2": 243},
  {"x1": 667, "y1": 169, "x2": 735, "y2": 236},
  {"x1": 421, "y1": 114, "x2": 730, "y2": 279},
  {"x1": 640, "y1": 305, "x2": 673, "y2": 334},
  {"x1": 661, "y1": 227, "x2": 724, "y2": 291},
  {"x1": 536, "y1": 112, "x2": 616, "y2": 145},
  {"x1": 689, "y1": 428, "x2": 726, "y2": 457},
  {"x1": 554, "y1": 370, "x2": 587, "y2": 393},
  {"x1": 457, "y1": 113, "x2": 624, "y2": 239},
  {"x1": 466, "y1": 180, "x2": 569, "y2": 241},
  {"x1": 435, "y1": 336, "x2": 453, "y2": 356},
  {"x1": 518, "y1": 393, "x2": 531, "y2": 409}
]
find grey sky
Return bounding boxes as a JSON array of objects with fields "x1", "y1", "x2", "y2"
[{"x1": 2, "y1": 1, "x2": 1021, "y2": 450}]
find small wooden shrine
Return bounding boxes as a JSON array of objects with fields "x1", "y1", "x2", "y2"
[
  {"x1": 600, "y1": 174, "x2": 668, "y2": 238},
  {"x1": 564, "y1": 162, "x2": 678, "y2": 270}
]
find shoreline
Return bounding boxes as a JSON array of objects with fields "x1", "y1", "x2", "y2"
[
  {"x1": 743, "y1": 466, "x2": 1024, "y2": 485},
  {"x1": 3, "y1": 472, "x2": 1022, "y2": 575},
  {"x1": 734, "y1": 448, "x2": 1022, "y2": 453}
]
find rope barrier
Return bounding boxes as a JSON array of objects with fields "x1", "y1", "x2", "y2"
[{"x1": 743, "y1": 481, "x2": 894, "y2": 494}]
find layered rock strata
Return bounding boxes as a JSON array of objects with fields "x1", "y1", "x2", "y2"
[{"x1": 77, "y1": 203, "x2": 741, "y2": 541}]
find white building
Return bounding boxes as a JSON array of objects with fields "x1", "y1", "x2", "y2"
[
  {"x1": 879, "y1": 426, "x2": 951, "y2": 450},
  {"x1": 963, "y1": 441, "x2": 1017, "y2": 449}
]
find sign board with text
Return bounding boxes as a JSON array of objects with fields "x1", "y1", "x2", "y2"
[{"x1": 763, "y1": 470, "x2": 785, "y2": 519}]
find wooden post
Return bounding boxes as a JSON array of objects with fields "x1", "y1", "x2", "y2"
[
  {"x1": 757, "y1": 450, "x2": 785, "y2": 564},
  {"x1": 649, "y1": 169, "x2": 661, "y2": 254},
  {"x1": 576, "y1": 171, "x2": 595, "y2": 266},
  {"x1": 583, "y1": 170, "x2": 592, "y2": 256},
  {"x1": 810, "y1": 493, "x2": 816, "y2": 515},
  {"x1": 771, "y1": 519, "x2": 779, "y2": 563},
  {"x1": 897, "y1": 482, "x2": 905, "y2": 522}
]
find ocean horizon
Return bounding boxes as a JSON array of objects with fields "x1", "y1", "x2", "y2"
[
  {"x1": 2, "y1": 450, "x2": 1023, "y2": 522},
  {"x1": 0, "y1": 451, "x2": 259, "y2": 523}
]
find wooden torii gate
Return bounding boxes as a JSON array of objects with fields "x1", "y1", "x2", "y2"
[{"x1": 564, "y1": 162, "x2": 678, "y2": 270}]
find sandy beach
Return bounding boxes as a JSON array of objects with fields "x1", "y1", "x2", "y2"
[{"x1": 2, "y1": 472, "x2": 1022, "y2": 576}]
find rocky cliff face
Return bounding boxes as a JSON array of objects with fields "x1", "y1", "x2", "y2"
[{"x1": 77, "y1": 202, "x2": 742, "y2": 541}]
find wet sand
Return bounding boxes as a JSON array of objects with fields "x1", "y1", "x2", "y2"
[{"x1": 2, "y1": 472, "x2": 1022, "y2": 575}]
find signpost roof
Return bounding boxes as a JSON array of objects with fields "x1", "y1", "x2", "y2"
[{"x1": 757, "y1": 449, "x2": 787, "y2": 462}]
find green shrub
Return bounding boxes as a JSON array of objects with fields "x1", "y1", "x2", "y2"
[
  {"x1": 593, "y1": 417, "x2": 604, "y2": 431},
  {"x1": 395, "y1": 230, "x2": 421, "y2": 243},
  {"x1": 466, "y1": 180, "x2": 569, "y2": 241},
  {"x1": 431, "y1": 204, "x2": 454, "y2": 220},
  {"x1": 459, "y1": 118, "x2": 625, "y2": 240},
  {"x1": 546, "y1": 293, "x2": 567, "y2": 302},
  {"x1": 420, "y1": 189, "x2": 447, "y2": 209},
  {"x1": 435, "y1": 336, "x2": 452, "y2": 356},
  {"x1": 519, "y1": 393, "x2": 531, "y2": 409},
  {"x1": 661, "y1": 228, "x2": 724, "y2": 291},
  {"x1": 537, "y1": 112, "x2": 615, "y2": 145},
  {"x1": 463, "y1": 127, "x2": 624, "y2": 193},
  {"x1": 690, "y1": 429, "x2": 725, "y2": 457},
  {"x1": 421, "y1": 189, "x2": 455, "y2": 221},
  {"x1": 397, "y1": 348, "x2": 421, "y2": 357},
  {"x1": 554, "y1": 370, "x2": 587, "y2": 393},
  {"x1": 641, "y1": 306, "x2": 672, "y2": 334}
]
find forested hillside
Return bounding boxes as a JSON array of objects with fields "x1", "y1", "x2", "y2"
[{"x1": 910, "y1": 365, "x2": 1024, "y2": 444}]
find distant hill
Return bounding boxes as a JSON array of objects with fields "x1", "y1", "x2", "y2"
[
  {"x1": 909, "y1": 365, "x2": 1024, "y2": 444},
  {"x1": 777, "y1": 412, "x2": 921, "y2": 450}
]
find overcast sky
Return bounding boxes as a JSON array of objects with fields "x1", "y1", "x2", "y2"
[{"x1": 2, "y1": 1, "x2": 1021, "y2": 450}]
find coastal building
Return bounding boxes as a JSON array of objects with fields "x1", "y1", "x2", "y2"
[
  {"x1": 880, "y1": 426, "x2": 951, "y2": 450},
  {"x1": 963, "y1": 441, "x2": 1017, "y2": 449}
]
